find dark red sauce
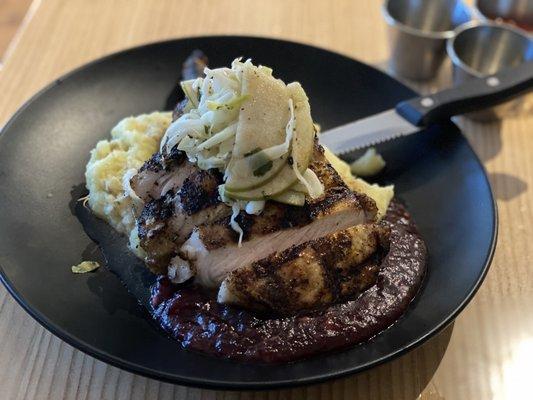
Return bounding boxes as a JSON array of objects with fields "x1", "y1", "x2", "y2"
[
  {"x1": 150, "y1": 201, "x2": 427, "y2": 363},
  {"x1": 482, "y1": 15, "x2": 533, "y2": 32}
]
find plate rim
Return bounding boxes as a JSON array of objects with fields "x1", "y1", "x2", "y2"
[{"x1": 0, "y1": 35, "x2": 498, "y2": 390}]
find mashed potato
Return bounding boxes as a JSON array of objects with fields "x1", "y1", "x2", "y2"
[
  {"x1": 324, "y1": 148, "x2": 394, "y2": 219},
  {"x1": 85, "y1": 112, "x2": 172, "y2": 255},
  {"x1": 349, "y1": 147, "x2": 386, "y2": 177},
  {"x1": 85, "y1": 111, "x2": 392, "y2": 259}
]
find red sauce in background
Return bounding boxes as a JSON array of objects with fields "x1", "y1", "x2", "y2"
[
  {"x1": 483, "y1": 15, "x2": 532, "y2": 32},
  {"x1": 150, "y1": 201, "x2": 427, "y2": 363}
]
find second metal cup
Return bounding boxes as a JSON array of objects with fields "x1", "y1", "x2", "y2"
[
  {"x1": 447, "y1": 21, "x2": 533, "y2": 121},
  {"x1": 383, "y1": 0, "x2": 471, "y2": 80},
  {"x1": 474, "y1": 0, "x2": 533, "y2": 32}
]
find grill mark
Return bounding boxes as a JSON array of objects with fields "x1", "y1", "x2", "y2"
[
  {"x1": 178, "y1": 169, "x2": 223, "y2": 215},
  {"x1": 223, "y1": 225, "x2": 390, "y2": 315},
  {"x1": 194, "y1": 143, "x2": 377, "y2": 249},
  {"x1": 137, "y1": 191, "x2": 175, "y2": 240},
  {"x1": 139, "y1": 147, "x2": 187, "y2": 173},
  {"x1": 197, "y1": 186, "x2": 372, "y2": 250}
]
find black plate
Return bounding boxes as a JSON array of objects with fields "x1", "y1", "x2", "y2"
[{"x1": 0, "y1": 36, "x2": 496, "y2": 389}]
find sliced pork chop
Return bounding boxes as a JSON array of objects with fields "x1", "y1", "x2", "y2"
[
  {"x1": 179, "y1": 185, "x2": 376, "y2": 287},
  {"x1": 130, "y1": 147, "x2": 196, "y2": 204},
  {"x1": 176, "y1": 145, "x2": 377, "y2": 286},
  {"x1": 136, "y1": 164, "x2": 232, "y2": 274},
  {"x1": 136, "y1": 141, "x2": 376, "y2": 285},
  {"x1": 218, "y1": 223, "x2": 389, "y2": 314}
]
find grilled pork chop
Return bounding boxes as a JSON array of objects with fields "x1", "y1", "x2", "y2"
[
  {"x1": 130, "y1": 147, "x2": 194, "y2": 204},
  {"x1": 179, "y1": 186, "x2": 376, "y2": 287},
  {"x1": 218, "y1": 223, "x2": 389, "y2": 314},
  {"x1": 130, "y1": 51, "x2": 382, "y2": 313},
  {"x1": 173, "y1": 145, "x2": 377, "y2": 286},
  {"x1": 134, "y1": 142, "x2": 377, "y2": 277},
  {"x1": 130, "y1": 49, "x2": 232, "y2": 274},
  {"x1": 134, "y1": 154, "x2": 231, "y2": 274}
]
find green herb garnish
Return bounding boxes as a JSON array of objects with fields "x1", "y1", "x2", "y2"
[{"x1": 253, "y1": 160, "x2": 273, "y2": 177}]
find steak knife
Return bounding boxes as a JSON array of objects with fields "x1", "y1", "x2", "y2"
[{"x1": 319, "y1": 61, "x2": 533, "y2": 155}]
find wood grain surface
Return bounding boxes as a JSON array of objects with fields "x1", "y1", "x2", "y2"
[
  {"x1": 0, "y1": 0, "x2": 33, "y2": 63},
  {"x1": 0, "y1": 1, "x2": 532, "y2": 399}
]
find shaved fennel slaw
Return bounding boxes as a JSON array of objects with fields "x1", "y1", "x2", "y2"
[{"x1": 159, "y1": 59, "x2": 324, "y2": 243}]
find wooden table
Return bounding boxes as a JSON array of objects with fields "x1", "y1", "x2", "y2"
[{"x1": 0, "y1": 1, "x2": 531, "y2": 399}]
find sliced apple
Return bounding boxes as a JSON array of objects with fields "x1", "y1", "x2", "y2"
[
  {"x1": 286, "y1": 82, "x2": 315, "y2": 176},
  {"x1": 225, "y1": 64, "x2": 291, "y2": 191},
  {"x1": 270, "y1": 190, "x2": 306, "y2": 206},
  {"x1": 180, "y1": 79, "x2": 199, "y2": 108},
  {"x1": 225, "y1": 74, "x2": 315, "y2": 200},
  {"x1": 225, "y1": 148, "x2": 288, "y2": 192},
  {"x1": 225, "y1": 165, "x2": 298, "y2": 200}
]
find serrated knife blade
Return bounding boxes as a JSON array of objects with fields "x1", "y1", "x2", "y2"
[{"x1": 318, "y1": 109, "x2": 418, "y2": 155}]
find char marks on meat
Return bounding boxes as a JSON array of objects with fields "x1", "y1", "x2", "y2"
[
  {"x1": 179, "y1": 169, "x2": 222, "y2": 215},
  {"x1": 130, "y1": 147, "x2": 192, "y2": 205},
  {"x1": 182, "y1": 185, "x2": 376, "y2": 286},
  {"x1": 175, "y1": 145, "x2": 378, "y2": 297},
  {"x1": 130, "y1": 50, "x2": 386, "y2": 314},
  {"x1": 219, "y1": 223, "x2": 389, "y2": 315},
  {"x1": 133, "y1": 141, "x2": 379, "y2": 298},
  {"x1": 135, "y1": 157, "x2": 230, "y2": 274}
]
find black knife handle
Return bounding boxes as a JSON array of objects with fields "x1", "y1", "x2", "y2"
[{"x1": 396, "y1": 61, "x2": 533, "y2": 127}]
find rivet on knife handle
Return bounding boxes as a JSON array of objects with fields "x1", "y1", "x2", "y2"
[{"x1": 396, "y1": 61, "x2": 533, "y2": 127}]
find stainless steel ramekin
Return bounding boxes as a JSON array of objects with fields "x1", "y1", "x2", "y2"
[
  {"x1": 383, "y1": 0, "x2": 472, "y2": 80},
  {"x1": 474, "y1": 0, "x2": 533, "y2": 33},
  {"x1": 447, "y1": 20, "x2": 533, "y2": 120}
]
